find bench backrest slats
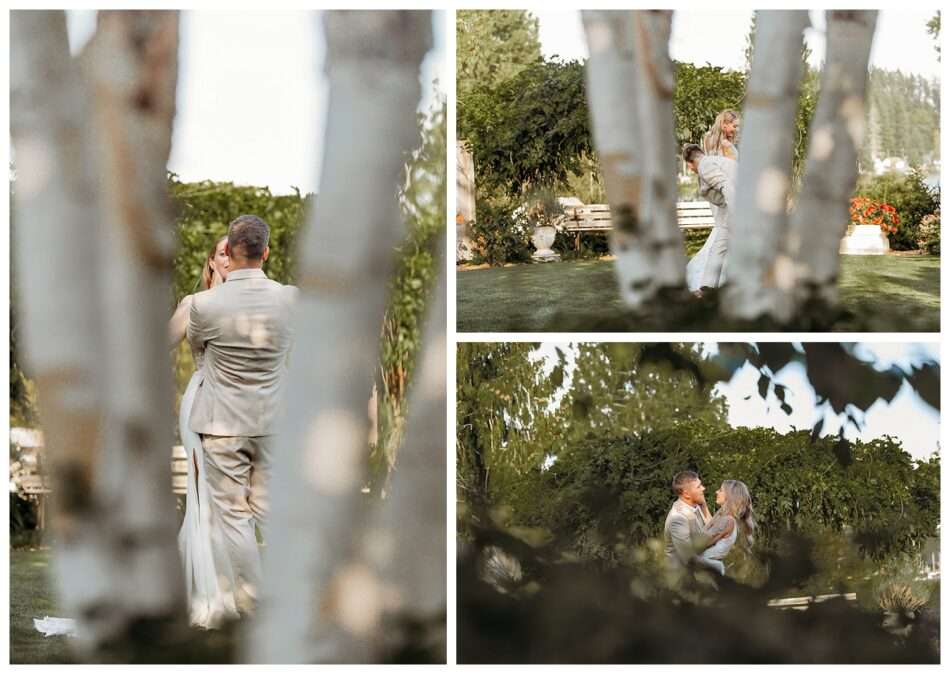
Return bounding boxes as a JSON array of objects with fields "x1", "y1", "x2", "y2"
[{"x1": 560, "y1": 201, "x2": 715, "y2": 231}]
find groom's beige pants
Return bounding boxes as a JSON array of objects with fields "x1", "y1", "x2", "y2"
[{"x1": 200, "y1": 434, "x2": 271, "y2": 614}]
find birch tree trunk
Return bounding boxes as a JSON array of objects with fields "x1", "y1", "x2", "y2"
[
  {"x1": 369, "y1": 237, "x2": 447, "y2": 661},
  {"x1": 723, "y1": 10, "x2": 810, "y2": 322},
  {"x1": 11, "y1": 9, "x2": 108, "y2": 651},
  {"x1": 581, "y1": 11, "x2": 654, "y2": 308},
  {"x1": 13, "y1": 10, "x2": 187, "y2": 660},
  {"x1": 786, "y1": 10, "x2": 877, "y2": 307},
  {"x1": 630, "y1": 10, "x2": 687, "y2": 292},
  {"x1": 81, "y1": 9, "x2": 186, "y2": 657},
  {"x1": 250, "y1": 10, "x2": 432, "y2": 663}
]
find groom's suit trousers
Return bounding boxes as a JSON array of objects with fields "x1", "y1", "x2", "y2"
[{"x1": 201, "y1": 434, "x2": 271, "y2": 613}]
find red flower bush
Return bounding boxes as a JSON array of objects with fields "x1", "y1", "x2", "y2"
[{"x1": 850, "y1": 196, "x2": 900, "y2": 234}]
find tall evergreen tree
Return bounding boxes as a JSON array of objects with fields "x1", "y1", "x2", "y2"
[{"x1": 456, "y1": 10, "x2": 542, "y2": 102}]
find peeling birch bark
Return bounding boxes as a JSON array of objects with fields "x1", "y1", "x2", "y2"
[
  {"x1": 80, "y1": 10, "x2": 187, "y2": 655},
  {"x1": 631, "y1": 10, "x2": 687, "y2": 291},
  {"x1": 13, "y1": 9, "x2": 186, "y2": 659},
  {"x1": 723, "y1": 10, "x2": 810, "y2": 321},
  {"x1": 250, "y1": 11, "x2": 432, "y2": 663},
  {"x1": 786, "y1": 10, "x2": 877, "y2": 307},
  {"x1": 581, "y1": 11, "x2": 654, "y2": 308}
]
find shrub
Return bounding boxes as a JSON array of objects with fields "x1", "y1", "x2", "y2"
[
  {"x1": 856, "y1": 170, "x2": 940, "y2": 251},
  {"x1": 917, "y1": 209, "x2": 940, "y2": 255},
  {"x1": 554, "y1": 230, "x2": 610, "y2": 261},
  {"x1": 879, "y1": 582, "x2": 928, "y2": 613},
  {"x1": 469, "y1": 199, "x2": 533, "y2": 265}
]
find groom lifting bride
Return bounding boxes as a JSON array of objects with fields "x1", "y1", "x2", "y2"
[{"x1": 684, "y1": 109, "x2": 740, "y2": 296}]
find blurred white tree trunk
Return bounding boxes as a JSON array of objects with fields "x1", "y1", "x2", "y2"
[
  {"x1": 630, "y1": 10, "x2": 687, "y2": 292},
  {"x1": 581, "y1": 12, "x2": 651, "y2": 308},
  {"x1": 250, "y1": 10, "x2": 432, "y2": 663},
  {"x1": 724, "y1": 10, "x2": 810, "y2": 321},
  {"x1": 11, "y1": 9, "x2": 107, "y2": 650},
  {"x1": 12, "y1": 10, "x2": 186, "y2": 659},
  {"x1": 369, "y1": 236, "x2": 446, "y2": 659},
  {"x1": 786, "y1": 10, "x2": 877, "y2": 307}
]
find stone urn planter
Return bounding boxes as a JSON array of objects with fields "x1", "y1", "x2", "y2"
[
  {"x1": 531, "y1": 223, "x2": 560, "y2": 262},
  {"x1": 840, "y1": 224, "x2": 890, "y2": 255}
]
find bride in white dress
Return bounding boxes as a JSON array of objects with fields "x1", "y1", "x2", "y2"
[
  {"x1": 686, "y1": 110, "x2": 740, "y2": 294},
  {"x1": 701, "y1": 479, "x2": 755, "y2": 576},
  {"x1": 168, "y1": 234, "x2": 239, "y2": 628}
]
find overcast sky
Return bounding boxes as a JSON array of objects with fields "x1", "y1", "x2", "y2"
[
  {"x1": 66, "y1": 11, "x2": 446, "y2": 195},
  {"x1": 536, "y1": 9, "x2": 941, "y2": 80},
  {"x1": 533, "y1": 342, "x2": 940, "y2": 461}
]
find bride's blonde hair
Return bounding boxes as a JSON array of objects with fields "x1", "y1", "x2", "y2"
[
  {"x1": 703, "y1": 109, "x2": 739, "y2": 157},
  {"x1": 714, "y1": 479, "x2": 755, "y2": 547}
]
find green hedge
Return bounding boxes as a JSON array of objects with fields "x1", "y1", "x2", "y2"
[{"x1": 506, "y1": 425, "x2": 939, "y2": 564}]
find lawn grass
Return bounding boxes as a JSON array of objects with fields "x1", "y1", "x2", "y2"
[
  {"x1": 10, "y1": 547, "x2": 73, "y2": 664},
  {"x1": 10, "y1": 545, "x2": 239, "y2": 663},
  {"x1": 456, "y1": 254, "x2": 939, "y2": 332}
]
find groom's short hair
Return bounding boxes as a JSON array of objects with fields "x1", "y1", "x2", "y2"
[
  {"x1": 672, "y1": 470, "x2": 699, "y2": 495},
  {"x1": 682, "y1": 144, "x2": 704, "y2": 164},
  {"x1": 228, "y1": 215, "x2": 270, "y2": 260}
]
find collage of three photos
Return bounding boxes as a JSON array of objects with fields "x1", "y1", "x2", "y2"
[{"x1": 7, "y1": 6, "x2": 943, "y2": 665}]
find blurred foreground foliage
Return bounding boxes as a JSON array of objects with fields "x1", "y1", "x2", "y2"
[{"x1": 457, "y1": 525, "x2": 939, "y2": 663}]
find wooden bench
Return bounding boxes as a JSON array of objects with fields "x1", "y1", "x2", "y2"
[
  {"x1": 558, "y1": 201, "x2": 716, "y2": 249},
  {"x1": 767, "y1": 592, "x2": 857, "y2": 611}
]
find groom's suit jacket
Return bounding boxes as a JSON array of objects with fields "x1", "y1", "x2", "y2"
[
  {"x1": 697, "y1": 154, "x2": 737, "y2": 210},
  {"x1": 188, "y1": 268, "x2": 296, "y2": 437},
  {"x1": 663, "y1": 499, "x2": 714, "y2": 573}
]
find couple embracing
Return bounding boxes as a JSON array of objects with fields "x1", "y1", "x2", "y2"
[
  {"x1": 169, "y1": 215, "x2": 296, "y2": 628},
  {"x1": 35, "y1": 216, "x2": 295, "y2": 638},
  {"x1": 663, "y1": 470, "x2": 755, "y2": 579}
]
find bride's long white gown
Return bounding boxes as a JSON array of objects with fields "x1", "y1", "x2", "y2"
[
  {"x1": 686, "y1": 142, "x2": 738, "y2": 292},
  {"x1": 686, "y1": 207, "x2": 729, "y2": 292},
  {"x1": 178, "y1": 359, "x2": 239, "y2": 628}
]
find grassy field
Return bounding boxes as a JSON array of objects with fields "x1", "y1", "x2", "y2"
[
  {"x1": 10, "y1": 547, "x2": 73, "y2": 664},
  {"x1": 457, "y1": 254, "x2": 939, "y2": 332},
  {"x1": 10, "y1": 545, "x2": 241, "y2": 664}
]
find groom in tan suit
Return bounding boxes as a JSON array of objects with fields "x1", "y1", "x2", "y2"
[
  {"x1": 188, "y1": 214, "x2": 296, "y2": 612},
  {"x1": 663, "y1": 470, "x2": 725, "y2": 580}
]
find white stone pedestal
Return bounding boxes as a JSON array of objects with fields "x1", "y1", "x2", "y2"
[
  {"x1": 531, "y1": 224, "x2": 561, "y2": 262},
  {"x1": 840, "y1": 224, "x2": 890, "y2": 255}
]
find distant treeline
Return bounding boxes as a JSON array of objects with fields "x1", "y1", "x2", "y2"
[{"x1": 863, "y1": 67, "x2": 940, "y2": 168}]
